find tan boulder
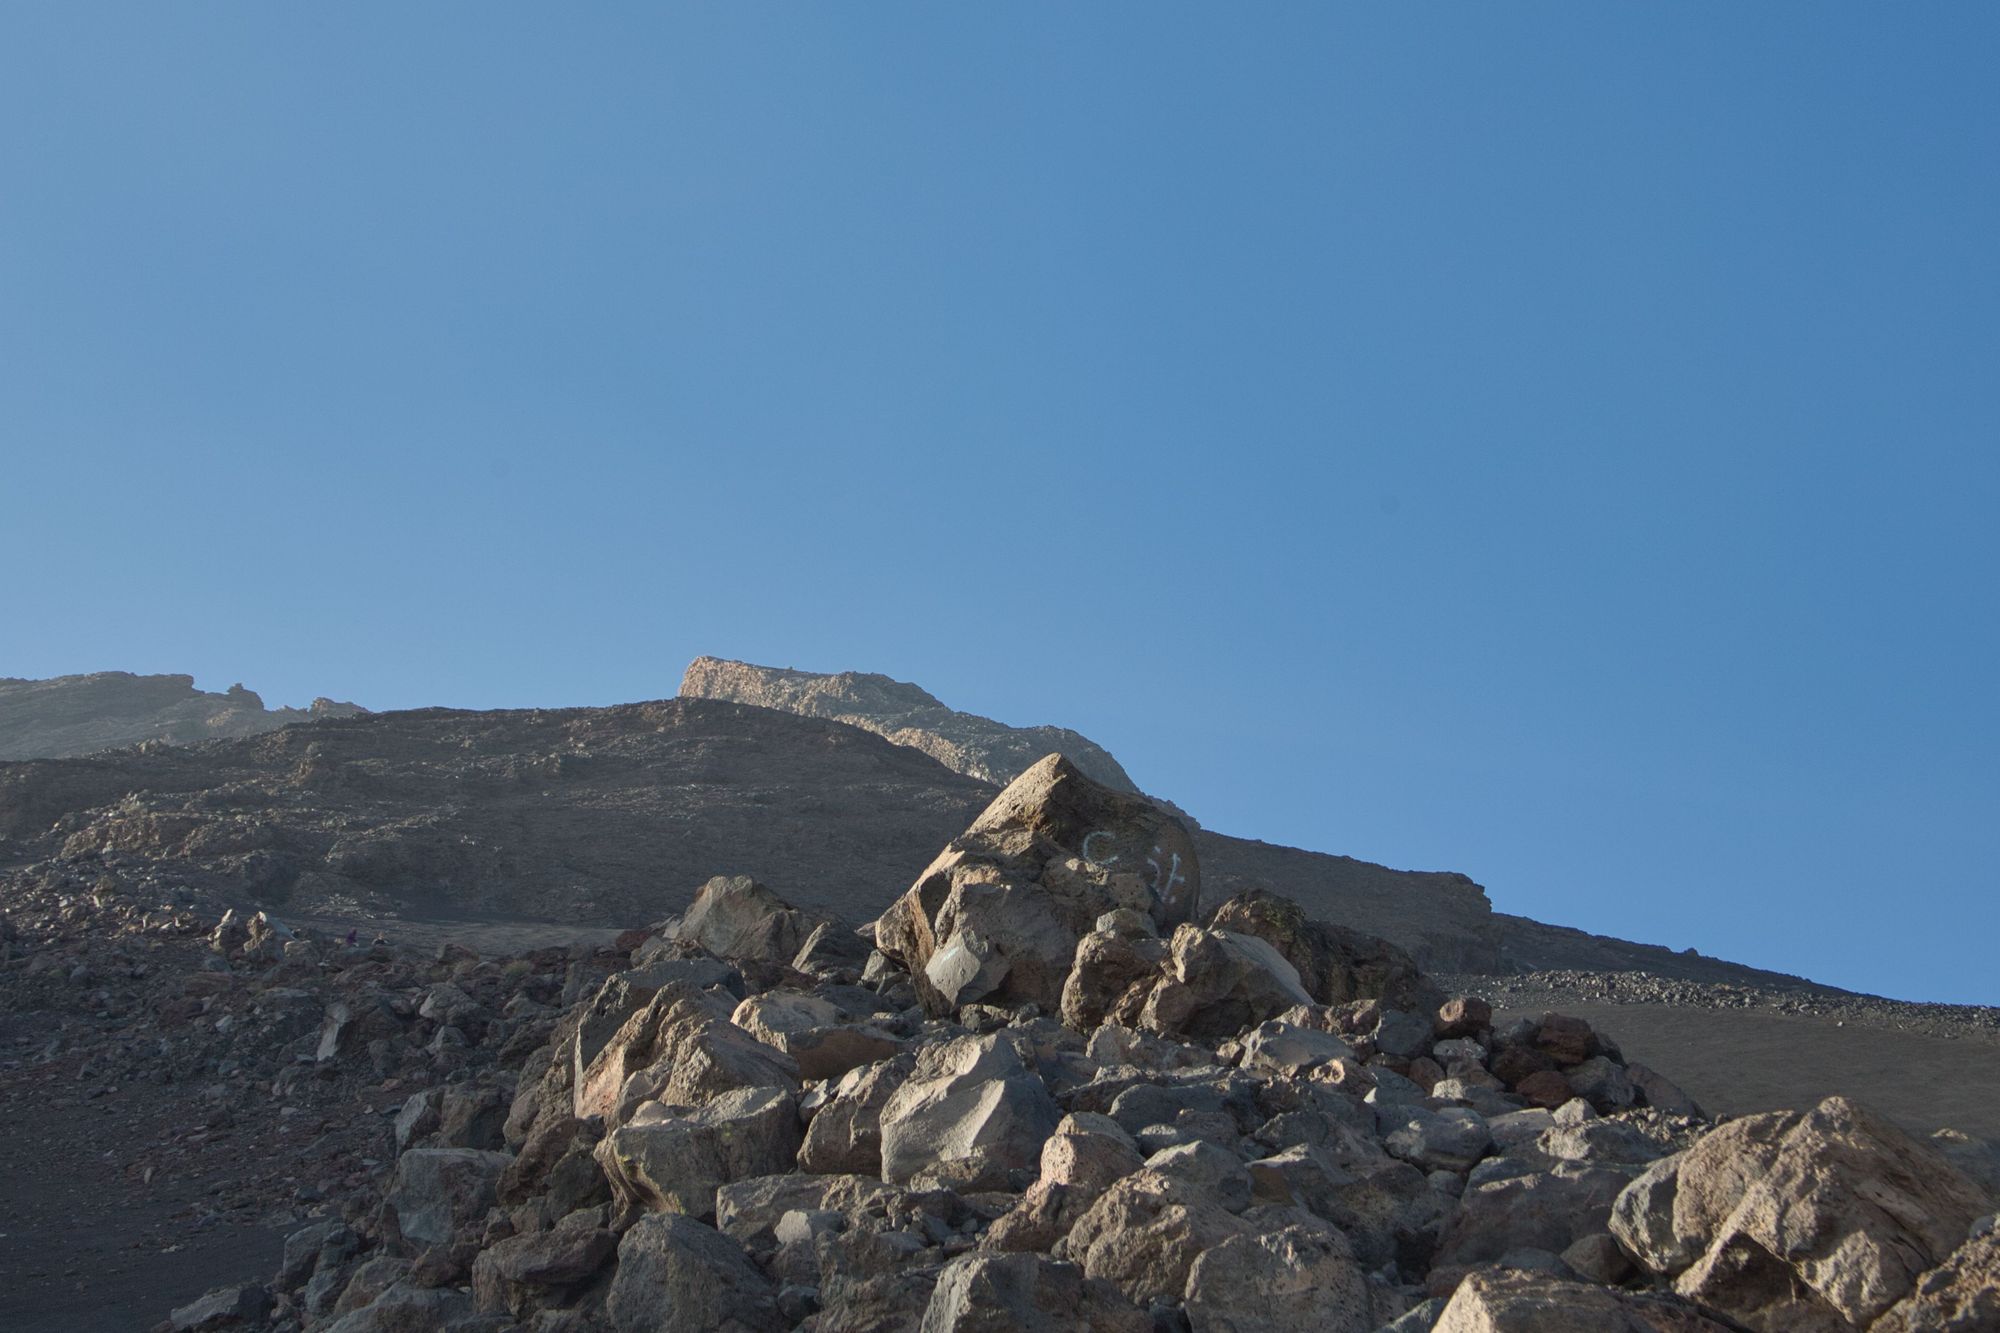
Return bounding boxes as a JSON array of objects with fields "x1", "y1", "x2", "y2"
[
  {"x1": 874, "y1": 754, "x2": 1199, "y2": 1015},
  {"x1": 1615, "y1": 1096, "x2": 1994, "y2": 1331},
  {"x1": 798, "y1": 1056, "x2": 913, "y2": 1176},
  {"x1": 596, "y1": 1087, "x2": 802, "y2": 1219},
  {"x1": 1057, "y1": 1168, "x2": 1251, "y2": 1306},
  {"x1": 574, "y1": 983, "x2": 798, "y2": 1127}
]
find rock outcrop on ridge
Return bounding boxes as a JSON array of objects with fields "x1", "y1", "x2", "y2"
[
  {"x1": 679, "y1": 656, "x2": 1141, "y2": 794},
  {"x1": 98, "y1": 757, "x2": 1991, "y2": 1333},
  {"x1": 0, "y1": 672, "x2": 366, "y2": 761}
]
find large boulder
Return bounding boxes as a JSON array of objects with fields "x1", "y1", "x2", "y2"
[
  {"x1": 569, "y1": 962, "x2": 743, "y2": 1110},
  {"x1": 800, "y1": 1055, "x2": 914, "y2": 1176},
  {"x1": 574, "y1": 982, "x2": 798, "y2": 1126},
  {"x1": 1059, "y1": 920, "x2": 1172, "y2": 1033},
  {"x1": 1134, "y1": 925, "x2": 1316, "y2": 1046},
  {"x1": 470, "y1": 1224, "x2": 617, "y2": 1316},
  {"x1": 1614, "y1": 1096, "x2": 1995, "y2": 1331},
  {"x1": 1206, "y1": 889, "x2": 1441, "y2": 1014},
  {"x1": 656, "y1": 874, "x2": 817, "y2": 963},
  {"x1": 920, "y1": 1252, "x2": 1149, "y2": 1332},
  {"x1": 1181, "y1": 1223, "x2": 1374, "y2": 1333},
  {"x1": 1433, "y1": 1268, "x2": 1735, "y2": 1332},
  {"x1": 316, "y1": 1284, "x2": 476, "y2": 1333},
  {"x1": 714, "y1": 1173, "x2": 900, "y2": 1251},
  {"x1": 874, "y1": 754, "x2": 1200, "y2": 1015},
  {"x1": 607, "y1": 1213, "x2": 783, "y2": 1333},
  {"x1": 381, "y1": 1148, "x2": 509, "y2": 1248},
  {"x1": 597, "y1": 1086, "x2": 804, "y2": 1218},
  {"x1": 1058, "y1": 1168, "x2": 1251, "y2": 1306},
  {"x1": 733, "y1": 990, "x2": 902, "y2": 1082},
  {"x1": 878, "y1": 1033, "x2": 1061, "y2": 1191},
  {"x1": 1437, "y1": 1163, "x2": 1636, "y2": 1268},
  {"x1": 166, "y1": 1284, "x2": 273, "y2": 1331}
]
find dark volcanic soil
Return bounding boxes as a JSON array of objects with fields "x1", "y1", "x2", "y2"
[{"x1": 1449, "y1": 969, "x2": 2000, "y2": 1140}]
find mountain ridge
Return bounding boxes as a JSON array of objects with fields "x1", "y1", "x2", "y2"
[{"x1": 0, "y1": 671, "x2": 365, "y2": 761}]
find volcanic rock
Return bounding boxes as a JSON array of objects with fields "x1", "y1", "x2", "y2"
[
  {"x1": 598, "y1": 1086, "x2": 802, "y2": 1218},
  {"x1": 874, "y1": 754, "x2": 1199, "y2": 1015},
  {"x1": 877, "y1": 1033, "x2": 1060, "y2": 1191},
  {"x1": 1624, "y1": 1095, "x2": 1996, "y2": 1330},
  {"x1": 606, "y1": 1213, "x2": 782, "y2": 1333},
  {"x1": 1433, "y1": 1267, "x2": 1734, "y2": 1331}
]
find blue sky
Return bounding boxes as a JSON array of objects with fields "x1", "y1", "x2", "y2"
[{"x1": 2, "y1": 7, "x2": 1994, "y2": 1003}]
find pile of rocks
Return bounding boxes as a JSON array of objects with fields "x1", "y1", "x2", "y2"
[{"x1": 167, "y1": 758, "x2": 1996, "y2": 1332}]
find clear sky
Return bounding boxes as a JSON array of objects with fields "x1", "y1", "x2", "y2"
[{"x1": 3, "y1": 7, "x2": 1995, "y2": 1003}]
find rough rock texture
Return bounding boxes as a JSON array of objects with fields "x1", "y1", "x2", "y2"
[
  {"x1": 1182, "y1": 1224, "x2": 1374, "y2": 1332},
  {"x1": 920, "y1": 1251, "x2": 1148, "y2": 1332},
  {"x1": 53, "y1": 841, "x2": 1989, "y2": 1333},
  {"x1": 875, "y1": 754, "x2": 1202, "y2": 1014},
  {"x1": 1612, "y1": 1096, "x2": 1996, "y2": 1331},
  {"x1": 663, "y1": 875, "x2": 819, "y2": 965},
  {"x1": 1208, "y1": 888, "x2": 1441, "y2": 1013},
  {"x1": 1434, "y1": 1267, "x2": 1736, "y2": 1331},
  {"x1": 574, "y1": 981, "x2": 799, "y2": 1127},
  {"x1": 878, "y1": 1033, "x2": 1061, "y2": 1190},
  {"x1": 680, "y1": 656, "x2": 1141, "y2": 794},
  {"x1": 598, "y1": 1086, "x2": 803, "y2": 1217},
  {"x1": 1059, "y1": 1169, "x2": 1252, "y2": 1305},
  {"x1": 0, "y1": 671, "x2": 365, "y2": 760},
  {"x1": 607, "y1": 1213, "x2": 781, "y2": 1332},
  {"x1": 380, "y1": 1148, "x2": 509, "y2": 1248},
  {"x1": 1869, "y1": 1226, "x2": 2000, "y2": 1332}
]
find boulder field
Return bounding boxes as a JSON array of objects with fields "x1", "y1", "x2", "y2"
[{"x1": 128, "y1": 757, "x2": 1996, "y2": 1332}]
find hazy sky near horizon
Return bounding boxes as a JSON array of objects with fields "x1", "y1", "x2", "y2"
[{"x1": 3, "y1": 7, "x2": 1995, "y2": 1003}]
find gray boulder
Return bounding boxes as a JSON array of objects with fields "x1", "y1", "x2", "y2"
[
  {"x1": 382, "y1": 1148, "x2": 509, "y2": 1248},
  {"x1": 1383, "y1": 1106, "x2": 1493, "y2": 1174},
  {"x1": 1182, "y1": 1224, "x2": 1374, "y2": 1333},
  {"x1": 167, "y1": 1284, "x2": 272, "y2": 1331},
  {"x1": 920, "y1": 1252, "x2": 1148, "y2": 1332},
  {"x1": 607, "y1": 1213, "x2": 783, "y2": 1333},
  {"x1": 470, "y1": 1225, "x2": 617, "y2": 1316},
  {"x1": 799, "y1": 1055, "x2": 913, "y2": 1176},
  {"x1": 878, "y1": 1033, "x2": 1060, "y2": 1191}
]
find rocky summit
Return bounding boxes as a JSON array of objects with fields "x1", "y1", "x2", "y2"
[
  {"x1": 5, "y1": 758, "x2": 1987, "y2": 1333},
  {"x1": 679, "y1": 657, "x2": 1141, "y2": 795}
]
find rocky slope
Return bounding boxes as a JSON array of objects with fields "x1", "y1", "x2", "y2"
[
  {"x1": 8, "y1": 758, "x2": 1984, "y2": 1333},
  {"x1": 679, "y1": 657, "x2": 1139, "y2": 794},
  {"x1": 0, "y1": 696, "x2": 1514, "y2": 971},
  {"x1": 0, "y1": 673, "x2": 366, "y2": 761},
  {"x1": 0, "y1": 700, "x2": 995, "y2": 929}
]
